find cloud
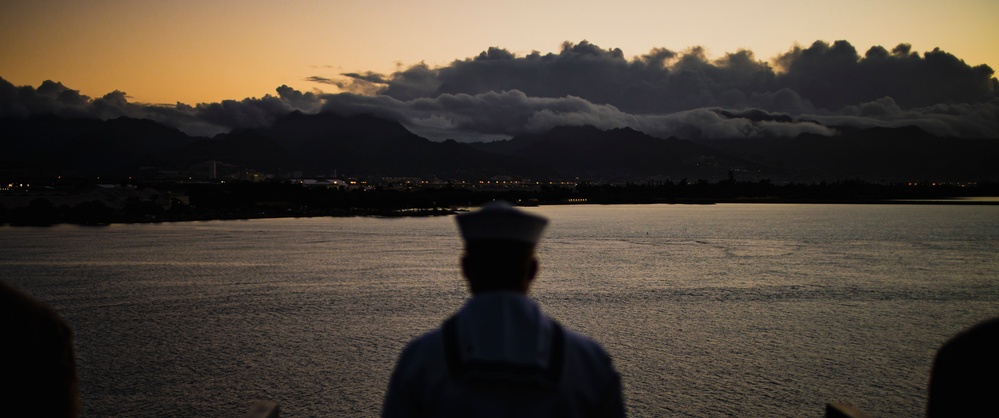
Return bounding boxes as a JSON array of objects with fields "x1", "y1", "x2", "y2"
[
  {"x1": 191, "y1": 85, "x2": 328, "y2": 130},
  {"x1": 3, "y1": 39, "x2": 998, "y2": 142},
  {"x1": 306, "y1": 72, "x2": 386, "y2": 96},
  {"x1": 774, "y1": 41, "x2": 996, "y2": 110},
  {"x1": 275, "y1": 85, "x2": 323, "y2": 113},
  {"x1": 345, "y1": 41, "x2": 786, "y2": 115},
  {"x1": 320, "y1": 89, "x2": 836, "y2": 141},
  {"x1": 308, "y1": 40, "x2": 997, "y2": 140},
  {"x1": 347, "y1": 40, "x2": 995, "y2": 116},
  {"x1": 0, "y1": 77, "x2": 326, "y2": 136},
  {"x1": 304, "y1": 76, "x2": 337, "y2": 85},
  {"x1": 0, "y1": 77, "x2": 92, "y2": 118},
  {"x1": 808, "y1": 97, "x2": 999, "y2": 138}
]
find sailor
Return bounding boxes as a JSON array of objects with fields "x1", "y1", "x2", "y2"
[
  {"x1": 1, "y1": 280, "x2": 81, "y2": 418},
  {"x1": 926, "y1": 317, "x2": 999, "y2": 417},
  {"x1": 382, "y1": 201, "x2": 625, "y2": 418}
]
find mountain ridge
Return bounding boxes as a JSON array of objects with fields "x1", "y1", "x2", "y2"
[{"x1": 2, "y1": 111, "x2": 997, "y2": 182}]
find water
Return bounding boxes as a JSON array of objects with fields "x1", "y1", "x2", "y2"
[{"x1": 2, "y1": 204, "x2": 998, "y2": 417}]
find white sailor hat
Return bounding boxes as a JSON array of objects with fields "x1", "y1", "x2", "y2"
[{"x1": 456, "y1": 201, "x2": 548, "y2": 245}]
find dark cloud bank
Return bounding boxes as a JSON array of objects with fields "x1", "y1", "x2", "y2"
[{"x1": 2, "y1": 40, "x2": 997, "y2": 141}]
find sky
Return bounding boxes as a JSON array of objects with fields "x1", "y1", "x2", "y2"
[
  {"x1": 2, "y1": 0, "x2": 997, "y2": 104},
  {"x1": 1, "y1": 0, "x2": 998, "y2": 141}
]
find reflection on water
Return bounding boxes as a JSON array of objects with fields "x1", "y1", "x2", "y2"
[{"x1": 2, "y1": 204, "x2": 998, "y2": 417}]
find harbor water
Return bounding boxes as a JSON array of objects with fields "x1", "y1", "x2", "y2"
[{"x1": 2, "y1": 203, "x2": 998, "y2": 417}]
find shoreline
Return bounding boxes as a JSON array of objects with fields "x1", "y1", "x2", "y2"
[{"x1": 3, "y1": 197, "x2": 997, "y2": 227}]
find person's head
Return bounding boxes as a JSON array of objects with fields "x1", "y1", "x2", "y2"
[
  {"x1": 455, "y1": 202, "x2": 548, "y2": 295},
  {"x1": 927, "y1": 317, "x2": 999, "y2": 417}
]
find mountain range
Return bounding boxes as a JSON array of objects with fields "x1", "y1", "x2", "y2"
[{"x1": 2, "y1": 111, "x2": 997, "y2": 183}]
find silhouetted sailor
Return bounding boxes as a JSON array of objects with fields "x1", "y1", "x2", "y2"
[
  {"x1": 382, "y1": 201, "x2": 625, "y2": 418},
  {"x1": 1, "y1": 280, "x2": 81, "y2": 418},
  {"x1": 926, "y1": 317, "x2": 999, "y2": 417}
]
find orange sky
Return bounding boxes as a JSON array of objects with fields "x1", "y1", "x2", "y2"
[{"x1": 2, "y1": 0, "x2": 997, "y2": 105}]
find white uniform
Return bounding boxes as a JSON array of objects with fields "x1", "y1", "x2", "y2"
[{"x1": 382, "y1": 292, "x2": 625, "y2": 418}]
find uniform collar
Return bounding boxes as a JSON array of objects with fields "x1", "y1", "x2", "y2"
[{"x1": 453, "y1": 291, "x2": 553, "y2": 366}]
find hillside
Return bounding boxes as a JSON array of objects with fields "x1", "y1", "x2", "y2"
[{"x1": 2, "y1": 111, "x2": 998, "y2": 182}]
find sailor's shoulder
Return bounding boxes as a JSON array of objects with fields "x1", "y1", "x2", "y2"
[
  {"x1": 402, "y1": 327, "x2": 445, "y2": 353},
  {"x1": 557, "y1": 325, "x2": 615, "y2": 367},
  {"x1": 394, "y1": 327, "x2": 447, "y2": 372}
]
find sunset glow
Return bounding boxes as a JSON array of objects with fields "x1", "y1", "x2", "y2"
[{"x1": 2, "y1": 0, "x2": 997, "y2": 105}]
